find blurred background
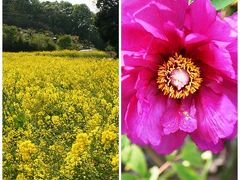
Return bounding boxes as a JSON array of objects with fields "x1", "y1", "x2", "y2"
[{"x1": 121, "y1": 0, "x2": 237, "y2": 180}]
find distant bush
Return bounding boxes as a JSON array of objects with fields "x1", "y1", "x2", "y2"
[
  {"x1": 3, "y1": 25, "x2": 57, "y2": 52},
  {"x1": 57, "y1": 35, "x2": 73, "y2": 50},
  {"x1": 105, "y1": 45, "x2": 115, "y2": 52},
  {"x1": 3, "y1": 25, "x2": 106, "y2": 52},
  {"x1": 3, "y1": 25, "x2": 19, "y2": 51},
  {"x1": 29, "y1": 34, "x2": 57, "y2": 51}
]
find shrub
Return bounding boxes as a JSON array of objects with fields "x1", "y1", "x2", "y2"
[
  {"x1": 29, "y1": 34, "x2": 56, "y2": 51},
  {"x1": 3, "y1": 25, "x2": 19, "y2": 51},
  {"x1": 57, "y1": 35, "x2": 73, "y2": 50},
  {"x1": 3, "y1": 25, "x2": 57, "y2": 52}
]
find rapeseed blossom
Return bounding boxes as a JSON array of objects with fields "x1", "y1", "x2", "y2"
[
  {"x1": 122, "y1": 0, "x2": 237, "y2": 154},
  {"x1": 3, "y1": 51, "x2": 119, "y2": 179}
]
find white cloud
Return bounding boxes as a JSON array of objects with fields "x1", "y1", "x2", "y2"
[{"x1": 39, "y1": 0, "x2": 98, "y2": 13}]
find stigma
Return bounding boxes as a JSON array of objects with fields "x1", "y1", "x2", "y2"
[
  {"x1": 170, "y1": 69, "x2": 189, "y2": 90},
  {"x1": 157, "y1": 53, "x2": 202, "y2": 99}
]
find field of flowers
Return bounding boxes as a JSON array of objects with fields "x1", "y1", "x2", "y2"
[{"x1": 3, "y1": 50, "x2": 119, "y2": 179}]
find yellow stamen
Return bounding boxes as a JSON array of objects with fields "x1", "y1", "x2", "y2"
[{"x1": 157, "y1": 53, "x2": 202, "y2": 99}]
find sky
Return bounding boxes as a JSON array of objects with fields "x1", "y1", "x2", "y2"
[{"x1": 39, "y1": 0, "x2": 98, "y2": 13}]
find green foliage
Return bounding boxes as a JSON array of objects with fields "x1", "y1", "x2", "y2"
[
  {"x1": 3, "y1": 25, "x2": 19, "y2": 51},
  {"x1": 180, "y1": 141, "x2": 203, "y2": 168},
  {"x1": 3, "y1": 25, "x2": 57, "y2": 52},
  {"x1": 30, "y1": 34, "x2": 57, "y2": 51},
  {"x1": 172, "y1": 164, "x2": 201, "y2": 180},
  {"x1": 121, "y1": 135, "x2": 217, "y2": 180},
  {"x1": 122, "y1": 135, "x2": 148, "y2": 178},
  {"x1": 96, "y1": 0, "x2": 119, "y2": 55},
  {"x1": 211, "y1": 0, "x2": 236, "y2": 10},
  {"x1": 57, "y1": 35, "x2": 73, "y2": 50},
  {"x1": 122, "y1": 173, "x2": 138, "y2": 180},
  {"x1": 34, "y1": 50, "x2": 111, "y2": 59},
  {"x1": 3, "y1": 0, "x2": 106, "y2": 50}
]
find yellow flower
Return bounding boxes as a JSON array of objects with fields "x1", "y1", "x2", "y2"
[
  {"x1": 111, "y1": 155, "x2": 119, "y2": 171},
  {"x1": 52, "y1": 115, "x2": 60, "y2": 125},
  {"x1": 17, "y1": 140, "x2": 37, "y2": 161},
  {"x1": 3, "y1": 51, "x2": 118, "y2": 179}
]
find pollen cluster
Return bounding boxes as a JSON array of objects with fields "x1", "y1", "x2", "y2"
[{"x1": 157, "y1": 53, "x2": 202, "y2": 99}]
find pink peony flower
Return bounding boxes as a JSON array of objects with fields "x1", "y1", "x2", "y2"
[{"x1": 122, "y1": 0, "x2": 237, "y2": 154}]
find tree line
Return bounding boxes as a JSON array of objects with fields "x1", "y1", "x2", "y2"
[{"x1": 3, "y1": 0, "x2": 118, "y2": 54}]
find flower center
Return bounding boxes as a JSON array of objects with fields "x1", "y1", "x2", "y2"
[
  {"x1": 170, "y1": 69, "x2": 189, "y2": 90},
  {"x1": 157, "y1": 53, "x2": 202, "y2": 99}
]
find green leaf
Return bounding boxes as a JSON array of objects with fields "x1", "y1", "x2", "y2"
[
  {"x1": 122, "y1": 135, "x2": 131, "y2": 150},
  {"x1": 122, "y1": 146, "x2": 132, "y2": 164},
  {"x1": 125, "y1": 145, "x2": 148, "y2": 177},
  {"x1": 211, "y1": 0, "x2": 235, "y2": 10},
  {"x1": 172, "y1": 164, "x2": 202, "y2": 180},
  {"x1": 166, "y1": 151, "x2": 177, "y2": 161},
  {"x1": 180, "y1": 141, "x2": 203, "y2": 168},
  {"x1": 121, "y1": 173, "x2": 138, "y2": 180}
]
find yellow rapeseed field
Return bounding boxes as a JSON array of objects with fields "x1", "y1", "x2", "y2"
[{"x1": 3, "y1": 50, "x2": 119, "y2": 179}]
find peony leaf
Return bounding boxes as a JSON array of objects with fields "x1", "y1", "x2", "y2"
[
  {"x1": 121, "y1": 173, "x2": 138, "y2": 180},
  {"x1": 180, "y1": 140, "x2": 203, "y2": 168},
  {"x1": 211, "y1": 0, "x2": 235, "y2": 10},
  {"x1": 122, "y1": 135, "x2": 131, "y2": 150},
  {"x1": 124, "y1": 145, "x2": 148, "y2": 177},
  {"x1": 172, "y1": 164, "x2": 202, "y2": 180},
  {"x1": 122, "y1": 146, "x2": 132, "y2": 164}
]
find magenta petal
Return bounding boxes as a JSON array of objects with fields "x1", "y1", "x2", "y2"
[
  {"x1": 184, "y1": 33, "x2": 209, "y2": 55},
  {"x1": 191, "y1": 133, "x2": 224, "y2": 153},
  {"x1": 204, "y1": 77, "x2": 237, "y2": 108},
  {"x1": 152, "y1": 131, "x2": 186, "y2": 154},
  {"x1": 122, "y1": 22, "x2": 168, "y2": 57},
  {"x1": 186, "y1": 0, "x2": 216, "y2": 33},
  {"x1": 124, "y1": 95, "x2": 145, "y2": 145},
  {"x1": 162, "y1": 96, "x2": 197, "y2": 134},
  {"x1": 195, "y1": 87, "x2": 237, "y2": 144},
  {"x1": 122, "y1": 70, "x2": 138, "y2": 133},
  {"x1": 225, "y1": 123, "x2": 237, "y2": 140},
  {"x1": 226, "y1": 39, "x2": 237, "y2": 75},
  {"x1": 121, "y1": 0, "x2": 237, "y2": 155},
  {"x1": 122, "y1": 54, "x2": 159, "y2": 71},
  {"x1": 206, "y1": 16, "x2": 237, "y2": 41},
  {"x1": 179, "y1": 96, "x2": 197, "y2": 133},
  {"x1": 194, "y1": 42, "x2": 236, "y2": 80},
  {"x1": 122, "y1": 23, "x2": 153, "y2": 53},
  {"x1": 185, "y1": 33, "x2": 208, "y2": 45},
  {"x1": 134, "y1": 0, "x2": 188, "y2": 30},
  {"x1": 135, "y1": 69, "x2": 155, "y2": 91},
  {"x1": 122, "y1": 0, "x2": 150, "y2": 24},
  {"x1": 124, "y1": 83, "x2": 168, "y2": 146},
  {"x1": 224, "y1": 12, "x2": 237, "y2": 33},
  {"x1": 162, "y1": 100, "x2": 180, "y2": 135}
]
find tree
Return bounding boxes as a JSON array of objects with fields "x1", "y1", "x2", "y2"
[
  {"x1": 3, "y1": 0, "x2": 106, "y2": 51},
  {"x1": 95, "y1": 0, "x2": 118, "y2": 55},
  {"x1": 71, "y1": 4, "x2": 94, "y2": 39},
  {"x1": 3, "y1": 25, "x2": 19, "y2": 51}
]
